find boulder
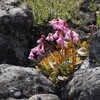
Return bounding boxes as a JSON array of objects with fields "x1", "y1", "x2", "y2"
[
  {"x1": 0, "y1": 34, "x2": 28, "y2": 66},
  {"x1": 76, "y1": 0, "x2": 97, "y2": 34},
  {"x1": 60, "y1": 59, "x2": 100, "y2": 100},
  {"x1": 89, "y1": 29, "x2": 100, "y2": 64},
  {"x1": 79, "y1": 0, "x2": 88, "y2": 12},
  {"x1": 29, "y1": 94, "x2": 60, "y2": 100},
  {"x1": 0, "y1": 64, "x2": 55, "y2": 99},
  {"x1": 0, "y1": 0, "x2": 34, "y2": 66}
]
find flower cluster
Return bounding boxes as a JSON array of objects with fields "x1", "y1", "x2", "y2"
[
  {"x1": 28, "y1": 18, "x2": 79, "y2": 61},
  {"x1": 28, "y1": 18, "x2": 90, "y2": 82},
  {"x1": 28, "y1": 35, "x2": 45, "y2": 60}
]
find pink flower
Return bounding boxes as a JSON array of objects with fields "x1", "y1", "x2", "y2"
[
  {"x1": 31, "y1": 45, "x2": 42, "y2": 55},
  {"x1": 37, "y1": 35, "x2": 45, "y2": 44},
  {"x1": 62, "y1": 26, "x2": 69, "y2": 33},
  {"x1": 46, "y1": 33, "x2": 54, "y2": 41},
  {"x1": 35, "y1": 45, "x2": 42, "y2": 55},
  {"x1": 28, "y1": 52, "x2": 34, "y2": 60},
  {"x1": 49, "y1": 19, "x2": 58, "y2": 30},
  {"x1": 37, "y1": 38, "x2": 43, "y2": 44},
  {"x1": 58, "y1": 18, "x2": 68, "y2": 27},
  {"x1": 65, "y1": 30, "x2": 79, "y2": 42},
  {"x1": 49, "y1": 18, "x2": 69, "y2": 32},
  {"x1": 73, "y1": 35, "x2": 79, "y2": 42},
  {"x1": 57, "y1": 18, "x2": 68, "y2": 32},
  {"x1": 53, "y1": 31, "x2": 59, "y2": 39},
  {"x1": 28, "y1": 44, "x2": 45, "y2": 60},
  {"x1": 31, "y1": 47, "x2": 37, "y2": 53},
  {"x1": 56, "y1": 37, "x2": 66, "y2": 48},
  {"x1": 49, "y1": 18, "x2": 64, "y2": 30},
  {"x1": 65, "y1": 30, "x2": 71, "y2": 40},
  {"x1": 40, "y1": 45, "x2": 45, "y2": 53}
]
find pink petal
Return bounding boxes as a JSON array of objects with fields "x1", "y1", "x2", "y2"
[
  {"x1": 46, "y1": 33, "x2": 54, "y2": 41},
  {"x1": 56, "y1": 37, "x2": 66, "y2": 48},
  {"x1": 37, "y1": 35, "x2": 45, "y2": 44},
  {"x1": 62, "y1": 26, "x2": 69, "y2": 33},
  {"x1": 28, "y1": 55, "x2": 34, "y2": 60},
  {"x1": 31, "y1": 48, "x2": 37, "y2": 53},
  {"x1": 65, "y1": 30, "x2": 71, "y2": 40},
  {"x1": 40, "y1": 45, "x2": 45, "y2": 53},
  {"x1": 73, "y1": 36, "x2": 79, "y2": 42},
  {"x1": 72, "y1": 31, "x2": 79, "y2": 42},
  {"x1": 35, "y1": 45, "x2": 42, "y2": 55},
  {"x1": 28, "y1": 52, "x2": 34, "y2": 60},
  {"x1": 65, "y1": 30, "x2": 79, "y2": 42},
  {"x1": 53, "y1": 31, "x2": 59, "y2": 39},
  {"x1": 37, "y1": 38, "x2": 42, "y2": 44}
]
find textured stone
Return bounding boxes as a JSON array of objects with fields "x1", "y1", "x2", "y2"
[
  {"x1": 29, "y1": 94, "x2": 60, "y2": 100},
  {"x1": 60, "y1": 64, "x2": 100, "y2": 100},
  {"x1": 6, "y1": 98, "x2": 28, "y2": 100},
  {"x1": 3, "y1": 0, "x2": 20, "y2": 6},
  {"x1": 89, "y1": 29, "x2": 100, "y2": 64},
  {"x1": 76, "y1": 0, "x2": 97, "y2": 35},
  {"x1": 0, "y1": 0, "x2": 34, "y2": 66},
  {"x1": 0, "y1": 64, "x2": 55, "y2": 99},
  {"x1": 0, "y1": 34, "x2": 28, "y2": 66}
]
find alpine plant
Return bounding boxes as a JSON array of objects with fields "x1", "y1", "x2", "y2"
[{"x1": 28, "y1": 18, "x2": 89, "y2": 82}]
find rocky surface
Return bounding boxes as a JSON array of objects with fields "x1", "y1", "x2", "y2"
[
  {"x1": 0, "y1": 0, "x2": 100, "y2": 100},
  {"x1": 3, "y1": 0, "x2": 20, "y2": 6},
  {"x1": 89, "y1": 29, "x2": 100, "y2": 65},
  {"x1": 60, "y1": 64, "x2": 100, "y2": 100},
  {"x1": 75, "y1": 0, "x2": 98, "y2": 35},
  {"x1": 29, "y1": 94, "x2": 60, "y2": 100},
  {"x1": 0, "y1": 0, "x2": 34, "y2": 66},
  {"x1": 0, "y1": 64, "x2": 56, "y2": 99},
  {"x1": 4, "y1": 98, "x2": 28, "y2": 100}
]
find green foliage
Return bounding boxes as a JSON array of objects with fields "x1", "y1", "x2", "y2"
[
  {"x1": 21, "y1": 0, "x2": 83, "y2": 25},
  {"x1": 36, "y1": 40, "x2": 89, "y2": 83},
  {"x1": 88, "y1": 0, "x2": 96, "y2": 12},
  {"x1": 96, "y1": 11, "x2": 100, "y2": 28}
]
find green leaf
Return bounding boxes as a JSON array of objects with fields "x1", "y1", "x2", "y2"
[
  {"x1": 49, "y1": 72, "x2": 57, "y2": 82},
  {"x1": 59, "y1": 64, "x2": 68, "y2": 76}
]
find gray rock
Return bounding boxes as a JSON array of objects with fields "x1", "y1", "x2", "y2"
[
  {"x1": 89, "y1": 29, "x2": 100, "y2": 65},
  {"x1": 80, "y1": 58, "x2": 89, "y2": 69},
  {"x1": 95, "y1": 0, "x2": 100, "y2": 10},
  {"x1": 0, "y1": 64, "x2": 55, "y2": 99},
  {"x1": 80, "y1": 0, "x2": 91, "y2": 12},
  {"x1": 6, "y1": 98, "x2": 28, "y2": 100},
  {"x1": 9, "y1": 5, "x2": 33, "y2": 29},
  {"x1": 0, "y1": 0, "x2": 34, "y2": 66},
  {"x1": 0, "y1": 1, "x2": 33, "y2": 33},
  {"x1": 4, "y1": 0, "x2": 20, "y2": 6},
  {"x1": 76, "y1": 0, "x2": 97, "y2": 34},
  {"x1": 60, "y1": 65, "x2": 100, "y2": 100},
  {"x1": 29, "y1": 94, "x2": 60, "y2": 100},
  {"x1": 77, "y1": 11, "x2": 96, "y2": 26},
  {"x1": 0, "y1": 34, "x2": 28, "y2": 66}
]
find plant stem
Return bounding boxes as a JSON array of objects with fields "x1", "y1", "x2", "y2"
[{"x1": 72, "y1": 38, "x2": 75, "y2": 66}]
